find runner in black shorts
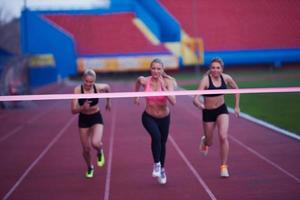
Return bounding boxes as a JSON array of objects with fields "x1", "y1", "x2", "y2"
[
  {"x1": 193, "y1": 57, "x2": 240, "y2": 178},
  {"x1": 71, "y1": 69, "x2": 111, "y2": 178}
]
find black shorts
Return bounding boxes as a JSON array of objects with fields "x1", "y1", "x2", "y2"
[
  {"x1": 202, "y1": 104, "x2": 228, "y2": 122},
  {"x1": 78, "y1": 111, "x2": 103, "y2": 128}
]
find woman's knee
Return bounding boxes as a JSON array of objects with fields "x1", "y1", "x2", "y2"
[
  {"x1": 91, "y1": 141, "x2": 102, "y2": 149},
  {"x1": 206, "y1": 139, "x2": 213, "y2": 146},
  {"x1": 82, "y1": 146, "x2": 91, "y2": 154},
  {"x1": 151, "y1": 140, "x2": 161, "y2": 150},
  {"x1": 219, "y1": 135, "x2": 228, "y2": 144},
  {"x1": 204, "y1": 133, "x2": 214, "y2": 146}
]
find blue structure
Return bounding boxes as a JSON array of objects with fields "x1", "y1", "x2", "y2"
[
  {"x1": 20, "y1": 0, "x2": 181, "y2": 87},
  {"x1": 21, "y1": 9, "x2": 77, "y2": 87},
  {"x1": 20, "y1": 0, "x2": 300, "y2": 87},
  {"x1": 205, "y1": 49, "x2": 300, "y2": 67}
]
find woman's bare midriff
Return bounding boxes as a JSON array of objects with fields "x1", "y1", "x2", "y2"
[
  {"x1": 81, "y1": 105, "x2": 100, "y2": 115},
  {"x1": 204, "y1": 95, "x2": 225, "y2": 109},
  {"x1": 145, "y1": 103, "x2": 169, "y2": 118}
]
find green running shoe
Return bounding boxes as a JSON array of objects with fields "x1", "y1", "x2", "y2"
[
  {"x1": 85, "y1": 165, "x2": 94, "y2": 178},
  {"x1": 97, "y1": 149, "x2": 105, "y2": 167}
]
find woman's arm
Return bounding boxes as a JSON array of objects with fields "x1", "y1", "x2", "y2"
[
  {"x1": 134, "y1": 76, "x2": 145, "y2": 91},
  {"x1": 134, "y1": 76, "x2": 146, "y2": 105},
  {"x1": 161, "y1": 77, "x2": 176, "y2": 105},
  {"x1": 225, "y1": 74, "x2": 240, "y2": 117},
  {"x1": 98, "y1": 84, "x2": 111, "y2": 111},
  {"x1": 193, "y1": 77, "x2": 207, "y2": 109},
  {"x1": 71, "y1": 86, "x2": 85, "y2": 114}
]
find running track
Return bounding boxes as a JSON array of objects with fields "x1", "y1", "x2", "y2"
[{"x1": 0, "y1": 81, "x2": 299, "y2": 200}]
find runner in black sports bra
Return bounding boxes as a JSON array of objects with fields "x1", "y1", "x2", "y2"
[
  {"x1": 78, "y1": 84, "x2": 99, "y2": 107},
  {"x1": 71, "y1": 69, "x2": 111, "y2": 178},
  {"x1": 77, "y1": 84, "x2": 103, "y2": 128},
  {"x1": 193, "y1": 57, "x2": 240, "y2": 178},
  {"x1": 203, "y1": 74, "x2": 227, "y2": 97},
  {"x1": 202, "y1": 74, "x2": 229, "y2": 122}
]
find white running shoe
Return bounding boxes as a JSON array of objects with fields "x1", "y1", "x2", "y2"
[
  {"x1": 199, "y1": 136, "x2": 208, "y2": 156},
  {"x1": 158, "y1": 168, "x2": 167, "y2": 184},
  {"x1": 152, "y1": 162, "x2": 161, "y2": 177},
  {"x1": 220, "y1": 165, "x2": 229, "y2": 178}
]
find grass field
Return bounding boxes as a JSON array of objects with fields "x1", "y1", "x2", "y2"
[
  {"x1": 173, "y1": 65, "x2": 300, "y2": 80},
  {"x1": 177, "y1": 66, "x2": 300, "y2": 135}
]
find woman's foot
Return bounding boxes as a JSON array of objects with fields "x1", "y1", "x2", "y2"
[
  {"x1": 97, "y1": 149, "x2": 105, "y2": 167},
  {"x1": 152, "y1": 162, "x2": 161, "y2": 177},
  {"x1": 85, "y1": 165, "x2": 94, "y2": 178},
  {"x1": 158, "y1": 168, "x2": 167, "y2": 184},
  {"x1": 220, "y1": 164, "x2": 229, "y2": 178},
  {"x1": 200, "y1": 136, "x2": 208, "y2": 156}
]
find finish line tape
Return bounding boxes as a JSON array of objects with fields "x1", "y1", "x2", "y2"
[{"x1": 0, "y1": 87, "x2": 300, "y2": 102}]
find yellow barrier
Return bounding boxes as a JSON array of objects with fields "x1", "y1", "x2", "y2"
[{"x1": 181, "y1": 37, "x2": 204, "y2": 65}]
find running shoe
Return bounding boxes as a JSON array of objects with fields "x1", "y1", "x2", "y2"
[
  {"x1": 152, "y1": 162, "x2": 161, "y2": 177},
  {"x1": 85, "y1": 165, "x2": 94, "y2": 178},
  {"x1": 97, "y1": 149, "x2": 105, "y2": 167},
  {"x1": 158, "y1": 168, "x2": 167, "y2": 184},
  {"x1": 220, "y1": 165, "x2": 229, "y2": 178},
  {"x1": 199, "y1": 136, "x2": 208, "y2": 156}
]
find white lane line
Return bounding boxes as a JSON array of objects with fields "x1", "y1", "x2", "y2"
[
  {"x1": 182, "y1": 102, "x2": 300, "y2": 183},
  {"x1": 2, "y1": 116, "x2": 76, "y2": 200},
  {"x1": 227, "y1": 108, "x2": 300, "y2": 141},
  {"x1": 179, "y1": 86, "x2": 299, "y2": 141},
  {"x1": 169, "y1": 136, "x2": 217, "y2": 200},
  {"x1": 229, "y1": 135, "x2": 300, "y2": 183},
  {"x1": 0, "y1": 102, "x2": 59, "y2": 143},
  {"x1": 104, "y1": 107, "x2": 117, "y2": 200},
  {"x1": 0, "y1": 126, "x2": 24, "y2": 143}
]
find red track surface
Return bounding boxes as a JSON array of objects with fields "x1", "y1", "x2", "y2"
[{"x1": 0, "y1": 82, "x2": 299, "y2": 200}]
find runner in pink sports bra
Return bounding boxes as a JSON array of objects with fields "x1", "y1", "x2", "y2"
[
  {"x1": 134, "y1": 58, "x2": 176, "y2": 185},
  {"x1": 145, "y1": 77, "x2": 167, "y2": 104}
]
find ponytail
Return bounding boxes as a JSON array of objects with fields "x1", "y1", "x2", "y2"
[{"x1": 162, "y1": 72, "x2": 177, "y2": 89}]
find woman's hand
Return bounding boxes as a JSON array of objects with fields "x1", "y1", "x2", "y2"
[
  {"x1": 81, "y1": 100, "x2": 91, "y2": 112},
  {"x1": 134, "y1": 97, "x2": 140, "y2": 105},
  {"x1": 193, "y1": 97, "x2": 205, "y2": 109},
  {"x1": 234, "y1": 106, "x2": 240, "y2": 117},
  {"x1": 106, "y1": 100, "x2": 111, "y2": 111},
  {"x1": 159, "y1": 76, "x2": 167, "y2": 91}
]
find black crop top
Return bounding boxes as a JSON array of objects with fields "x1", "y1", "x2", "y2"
[
  {"x1": 78, "y1": 85, "x2": 99, "y2": 106},
  {"x1": 203, "y1": 74, "x2": 227, "y2": 97}
]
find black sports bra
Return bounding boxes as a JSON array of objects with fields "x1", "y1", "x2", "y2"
[
  {"x1": 78, "y1": 85, "x2": 99, "y2": 106},
  {"x1": 203, "y1": 74, "x2": 227, "y2": 97}
]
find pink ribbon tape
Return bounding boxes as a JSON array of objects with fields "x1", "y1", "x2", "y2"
[{"x1": 0, "y1": 87, "x2": 300, "y2": 102}]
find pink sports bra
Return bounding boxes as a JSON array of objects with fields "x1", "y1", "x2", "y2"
[{"x1": 145, "y1": 77, "x2": 167, "y2": 104}]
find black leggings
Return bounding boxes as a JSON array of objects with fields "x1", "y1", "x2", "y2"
[{"x1": 142, "y1": 111, "x2": 170, "y2": 168}]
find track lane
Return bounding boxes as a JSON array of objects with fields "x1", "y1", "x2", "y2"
[{"x1": 1, "y1": 82, "x2": 299, "y2": 200}]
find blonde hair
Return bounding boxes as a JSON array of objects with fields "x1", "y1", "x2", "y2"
[
  {"x1": 204, "y1": 57, "x2": 225, "y2": 77},
  {"x1": 150, "y1": 58, "x2": 177, "y2": 88},
  {"x1": 150, "y1": 58, "x2": 164, "y2": 68},
  {"x1": 210, "y1": 57, "x2": 224, "y2": 68},
  {"x1": 83, "y1": 69, "x2": 96, "y2": 80}
]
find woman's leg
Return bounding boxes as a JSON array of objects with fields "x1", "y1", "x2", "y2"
[
  {"x1": 90, "y1": 124, "x2": 104, "y2": 151},
  {"x1": 216, "y1": 114, "x2": 229, "y2": 165},
  {"x1": 202, "y1": 122, "x2": 215, "y2": 146},
  {"x1": 142, "y1": 113, "x2": 161, "y2": 164},
  {"x1": 158, "y1": 115, "x2": 170, "y2": 168},
  {"x1": 90, "y1": 124, "x2": 105, "y2": 167},
  {"x1": 79, "y1": 128, "x2": 92, "y2": 169}
]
